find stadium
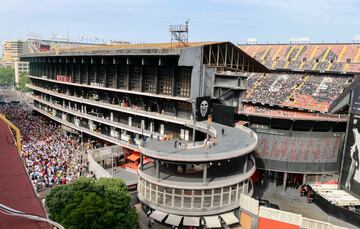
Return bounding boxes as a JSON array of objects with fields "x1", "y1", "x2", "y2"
[
  {"x1": 237, "y1": 43, "x2": 359, "y2": 185},
  {"x1": 15, "y1": 40, "x2": 360, "y2": 228}
]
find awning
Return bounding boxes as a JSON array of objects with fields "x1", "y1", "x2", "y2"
[
  {"x1": 204, "y1": 216, "x2": 221, "y2": 228},
  {"x1": 165, "y1": 214, "x2": 182, "y2": 226},
  {"x1": 183, "y1": 216, "x2": 200, "y2": 227},
  {"x1": 220, "y1": 212, "x2": 239, "y2": 225},
  {"x1": 150, "y1": 210, "x2": 168, "y2": 222},
  {"x1": 127, "y1": 153, "x2": 140, "y2": 162}
]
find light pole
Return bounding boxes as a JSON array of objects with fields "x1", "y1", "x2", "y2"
[{"x1": 192, "y1": 98, "x2": 196, "y2": 145}]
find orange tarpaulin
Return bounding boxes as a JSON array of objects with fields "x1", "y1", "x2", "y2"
[{"x1": 127, "y1": 154, "x2": 140, "y2": 162}]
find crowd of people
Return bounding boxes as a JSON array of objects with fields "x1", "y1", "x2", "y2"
[
  {"x1": 0, "y1": 103, "x2": 88, "y2": 192},
  {"x1": 242, "y1": 104, "x2": 347, "y2": 121},
  {"x1": 245, "y1": 73, "x2": 350, "y2": 112}
]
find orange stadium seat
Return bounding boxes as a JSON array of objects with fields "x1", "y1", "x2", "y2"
[{"x1": 239, "y1": 43, "x2": 360, "y2": 73}]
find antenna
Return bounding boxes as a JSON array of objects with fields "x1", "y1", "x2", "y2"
[{"x1": 169, "y1": 19, "x2": 189, "y2": 47}]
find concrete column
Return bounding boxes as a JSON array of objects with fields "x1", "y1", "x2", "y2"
[
  {"x1": 110, "y1": 112, "x2": 114, "y2": 122},
  {"x1": 243, "y1": 154, "x2": 248, "y2": 174},
  {"x1": 160, "y1": 124, "x2": 165, "y2": 135},
  {"x1": 62, "y1": 100, "x2": 65, "y2": 108},
  {"x1": 114, "y1": 65, "x2": 118, "y2": 88},
  {"x1": 171, "y1": 67, "x2": 176, "y2": 96},
  {"x1": 139, "y1": 66, "x2": 144, "y2": 92},
  {"x1": 126, "y1": 65, "x2": 130, "y2": 90},
  {"x1": 303, "y1": 174, "x2": 307, "y2": 185},
  {"x1": 150, "y1": 122, "x2": 154, "y2": 133},
  {"x1": 128, "y1": 117, "x2": 132, "y2": 126},
  {"x1": 185, "y1": 130, "x2": 189, "y2": 141},
  {"x1": 155, "y1": 66, "x2": 159, "y2": 94},
  {"x1": 104, "y1": 64, "x2": 107, "y2": 87},
  {"x1": 156, "y1": 160, "x2": 160, "y2": 179},
  {"x1": 140, "y1": 155, "x2": 144, "y2": 170},
  {"x1": 203, "y1": 164, "x2": 208, "y2": 184},
  {"x1": 283, "y1": 172, "x2": 288, "y2": 192},
  {"x1": 141, "y1": 120, "x2": 145, "y2": 130}
]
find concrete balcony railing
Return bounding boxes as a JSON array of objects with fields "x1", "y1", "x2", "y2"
[
  {"x1": 28, "y1": 94, "x2": 164, "y2": 139},
  {"x1": 137, "y1": 159, "x2": 255, "y2": 216},
  {"x1": 29, "y1": 104, "x2": 139, "y2": 151},
  {"x1": 137, "y1": 155, "x2": 255, "y2": 190},
  {"x1": 27, "y1": 84, "x2": 193, "y2": 127},
  {"x1": 28, "y1": 75, "x2": 190, "y2": 102}
]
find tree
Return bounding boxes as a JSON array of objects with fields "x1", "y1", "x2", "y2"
[
  {"x1": 0, "y1": 67, "x2": 15, "y2": 86},
  {"x1": 17, "y1": 72, "x2": 31, "y2": 92},
  {"x1": 45, "y1": 177, "x2": 138, "y2": 229}
]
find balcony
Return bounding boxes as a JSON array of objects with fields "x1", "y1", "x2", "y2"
[
  {"x1": 137, "y1": 157, "x2": 255, "y2": 216},
  {"x1": 28, "y1": 75, "x2": 190, "y2": 102},
  {"x1": 138, "y1": 155, "x2": 255, "y2": 189},
  {"x1": 27, "y1": 84, "x2": 192, "y2": 126}
]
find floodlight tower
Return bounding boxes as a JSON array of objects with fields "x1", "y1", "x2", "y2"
[{"x1": 169, "y1": 19, "x2": 189, "y2": 47}]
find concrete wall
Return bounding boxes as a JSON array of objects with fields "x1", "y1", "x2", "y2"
[
  {"x1": 179, "y1": 46, "x2": 203, "y2": 99},
  {"x1": 253, "y1": 128, "x2": 345, "y2": 173}
]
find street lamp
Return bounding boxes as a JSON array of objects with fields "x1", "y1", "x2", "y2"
[{"x1": 192, "y1": 98, "x2": 196, "y2": 145}]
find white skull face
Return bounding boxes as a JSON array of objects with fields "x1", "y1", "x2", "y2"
[{"x1": 200, "y1": 100, "x2": 208, "y2": 117}]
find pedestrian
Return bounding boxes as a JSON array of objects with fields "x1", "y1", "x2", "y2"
[
  {"x1": 222, "y1": 128, "x2": 225, "y2": 136},
  {"x1": 174, "y1": 140, "x2": 177, "y2": 148}
]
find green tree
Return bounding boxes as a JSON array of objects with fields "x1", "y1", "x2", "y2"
[
  {"x1": 18, "y1": 72, "x2": 31, "y2": 92},
  {"x1": 0, "y1": 67, "x2": 15, "y2": 85},
  {"x1": 45, "y1": 177, "x2": 138, "y2": 229}
]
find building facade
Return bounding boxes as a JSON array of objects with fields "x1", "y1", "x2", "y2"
[{"x1": 22, "y1": 42, "x2": 265, "y2": 227}]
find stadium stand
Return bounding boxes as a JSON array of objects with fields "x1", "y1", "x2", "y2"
[
  {"x1": 239, "y1": 44, "x2": 360, "y2": 73},
  {"x1": 243, "y1": 72, "x2": 353, "y2": 112},
  {"x1": 241, "y1": 104, "x2": 348, "y2": 121}
]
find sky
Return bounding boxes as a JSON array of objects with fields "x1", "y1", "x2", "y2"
[{"x1": 0, "y1": 0, "x2": 359, "y2": 46}]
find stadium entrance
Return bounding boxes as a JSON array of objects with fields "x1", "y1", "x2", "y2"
[{"x1": 252, "y1": 169, "x2": 305, "y2": 192}]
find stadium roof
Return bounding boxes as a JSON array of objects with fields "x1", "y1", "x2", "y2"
[
  {"x1": 22, "y1": 41, "x2": 222, "y2": 57},
  {"x1": 0, "y1": 120, "x2": 51, "y2": 229}
]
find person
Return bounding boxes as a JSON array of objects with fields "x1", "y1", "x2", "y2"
[
  {"x1": 148, "y1": 218, "x2": 154, "y2": 228},
  {"x1": 204, "y1": 138, "x2": 208, "y2": 149},
  {"x1": 222, "y1": 128, "x2": 225, "y2": 136},
  {"x1": 174, "y1": 140, "x2": 178, "y2": 149},
  {"x1": 345, "y1": 128, "x2": 360, "y2": 190}
]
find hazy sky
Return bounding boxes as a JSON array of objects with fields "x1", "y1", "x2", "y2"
[{"x1": 0, "y1": 0, "x2": 359, "y2": 45}]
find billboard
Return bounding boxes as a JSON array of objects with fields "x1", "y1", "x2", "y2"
[
  {"x1": 195, "y1": 96, "x2": 211, "y2": 121},
  {"x1": 340, "y1": 84, "x2": 360, "y2": 195},
  {"x1": 340, "y1": 113, "x2": 360, "y2": 193},
  {"x1": 212, "y1": 103, "x2": 234, "y2": 126}
]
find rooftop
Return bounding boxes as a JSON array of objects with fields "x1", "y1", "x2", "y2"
[
  {"x1": 21, "y1": 41, "x2": 221, "y2": 57},
  {"x1": 139, "y1": 122, "x2": 257, "y2": 162},
  {"x1": 0, "y1": 119, "x2": 51, "y2": 229}
]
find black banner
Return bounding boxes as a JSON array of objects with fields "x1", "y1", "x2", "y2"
[
  {"x1": 340, "y1": 113, "x2": 360, "y2": 194},
  {"x1": 195, "y1": 96, "x2": 211, "y2": 121},
  {"x1": 340, "y1": 84, "x2": 360, "y2": 195},
  {"x1": 352, "y1": 85, "x2": 360, "y2": 115},
  {"x1": 212, "y1": 103, "x2": 234, "y2": 126}
]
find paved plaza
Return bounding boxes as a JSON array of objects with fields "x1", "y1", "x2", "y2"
[{"x1": 254, "y1": 181, "x2": 357, "y2": 229}]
